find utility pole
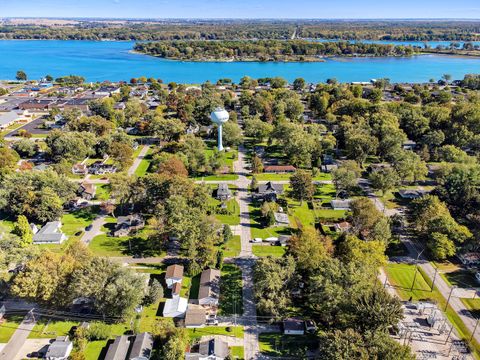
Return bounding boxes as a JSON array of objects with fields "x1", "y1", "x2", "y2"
[
  {"x1": 470, "y1": 317, "x2": 480, "y2": 342},
  {"x1": 445, "y1": 286, "x2": 456, "y2": 311},
  {"x1": 431, "y1": 267, "x2": 438, "y2": 292},
  {"x1": 411, "y1": 249, "x2": 425, "y2": 291}
]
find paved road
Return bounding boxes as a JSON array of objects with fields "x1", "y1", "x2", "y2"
[
  {"x1": 128, "y1": 145, "x2": 150, "y2": 176},
  {"x1": 80, "y1": 214, "x2": 106, "y2": 244},
  {"x1": 359, "y1": 178, "x2": 480, "y2": 345},
  {"x1": 233, "y1": 145, "x2": 260, "y2": 360},
  {"x1": 0, "y1": 310, "x2": 36, "y2": 360}
]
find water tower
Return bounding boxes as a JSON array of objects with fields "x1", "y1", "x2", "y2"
[{"x1": 210, "y1": 107, "x2": 229, "y2": 151}]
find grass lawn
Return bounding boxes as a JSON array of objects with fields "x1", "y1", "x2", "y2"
[
  {"x1": 385, "y1": 263, "x2": 480, "y2": 357},
  {"x1": 259, "y1": 333, "x2": 318, "y2": 357},
  {"x1": 0, "y1": 122, "x2": 25, "y2": 136},
  {"x1": 230, "y1": 346, "x2": 244, "y2": 359},
  {"x1": 219, "y1": 264, "x2": 244, "y2": 316},
  {"x1": 462, "y1": 298, "x2": 480, "y2": 318},
  {"x1": 252, "y1": 245, "x2": 286, "y2": 257},
  {"x1": 29, "y1": 320, "x2": 78, "y2": 339},
  {"x1": 249, "y1": 203, "x2": 291, "y2": 240},
  {"x1": 138, "y1": 300, "x2": 161, "y2": 333},
  {"x1": 441, "y1": 269, "x2": 479, "y2": 289},
  {"x1": 95, "y1": 184, "x2": 111, "y2": 201},
  {"x1": 84, "y1": 340, "x2": 108, "y2": 360},
  {"x1": 194, "y1": 174, "x2": 239, "y2": 181},
  {"x1": 188, "y1": 326, "x2": 244, "y2": 341},
  {"x1": 223, "y1": 235, "x2": 241, "y2": 258},
  {"x1": 213, "y1": 198, "x2": 240, "y2": 226},
  {"x1": 134, "y1": 147, "x2": 153, "y2": 177},
  {"x1": 61, "y1": 207, "x2": 98, "y2": 241},
  {"x1": 0, "y1": 315, "x2": 23, "y2": 342}
]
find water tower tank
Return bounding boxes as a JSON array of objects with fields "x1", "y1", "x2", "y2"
[{"x1": 210, "y1": 107, "x2": 229, "y2": 151}]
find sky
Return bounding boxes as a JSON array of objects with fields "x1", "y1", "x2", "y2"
[{"x1": 2, "y1": 0, "x2": 480, "y2": 19}]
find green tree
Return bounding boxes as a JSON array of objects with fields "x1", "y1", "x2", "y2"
[
  {"x1": 0, "y1": 147, "x2": 20, "y2": 173},
  {"x1": 290, "y1": 170, "x2": 315, "y2": 204},
  {"x1": 393, "y1": 150, "x2": 428, "y2": 184},
  {"x1": 251, "y1": 155, "x2": 264, "y2": 174},
  {"x1": 427, "y1": 232, "x2": 456, "y2": 260},
  {"x1": 369, "y1": 167, "x2": 399, "y2": 196},
  {"x1": 16, "y1": 70, "x2": 27, "y2": 81},
  {"x1": 12, "y1": 215, "x2": 33, "y2": 247},
  {"x1": 293, "y1": 77, "x2": 306, "y2": 91}
]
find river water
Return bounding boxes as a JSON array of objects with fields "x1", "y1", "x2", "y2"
[{"x1": 0, "y1": 40, "x2": 479, "y2": 83}]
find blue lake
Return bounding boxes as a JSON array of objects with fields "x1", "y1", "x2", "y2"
[{"x1": 0, "y1": 40, "x2": 479, "y2": 83}]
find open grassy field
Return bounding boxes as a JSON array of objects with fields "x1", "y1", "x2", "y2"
[
  {"x1": 95, "y1": 184, "x2": 111, "y2": 201},
  {"x1": 252, "y1": 245, "x2": 286, "y2": 257},
  {"x1": 29, "y1": 320, "x2": 78, "y2": 339},
  {"x1": 212, "y1": 198, "x2": 240, "y2": 226},
  {"x1": 187, "y1": 326, "x2": 244, "y2": 341},
  {"x1": 61, "y1": 207, "x2": 98, "y2": 241}
]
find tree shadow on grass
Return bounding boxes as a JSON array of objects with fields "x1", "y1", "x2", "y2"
[{"x1": 219, "y1": 264, "x2": 243, "y2": 316}]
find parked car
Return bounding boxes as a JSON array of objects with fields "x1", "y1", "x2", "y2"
[
  {"x1": 250, "y1": 238, "x2": 262, "y2": 243},
  {"x1": 206, "y1": 315, "x2": 218, "y2": 325},
  {"x1": 85, "y1": 224, "x2": 93, "y2": 231}
]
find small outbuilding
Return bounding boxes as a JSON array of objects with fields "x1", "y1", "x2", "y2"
[
  {"x1": 283, "y1": 318, "x2": 305, "y2": 335},
  {"x1": 274, "y1": 212, "x2": 290, "y2": 226},
  {"x1": 45, "y1": 336, "x2": 73, "y2": 360}
]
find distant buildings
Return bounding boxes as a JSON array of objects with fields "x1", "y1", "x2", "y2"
[{"x1": 33, "y1": 221, "x2": 68, "y2": 244}]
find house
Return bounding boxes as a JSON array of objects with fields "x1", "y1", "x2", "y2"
[
  {"x1": 185, "y1": 337, "x2": 229, "y2": 360},
  {"x1": 256, "y1": 182, "x2": 284, "y2": 202},
  {"x1": 283, "y1": 318, "x2": 305, "y2": 335},
  {"x1": 72, "y1": 163, "x2": 88, "y2": 176},
  {"x1": 172, "y1": 282, "x2": 182, "y2": 297},
  {"x1": 0, "y1": 111, "x2": 22, "y2": 130},
  {"x1": 33, "y1": 221, "x2": 68, "y2": 244},
  {"x1": 198, "y1": 268, "x2": 221, "y2": 306},
  {"x1": 163, "y1": 296, "x2": 188, "y2": 318},
  {"x1": 77, "y1": 182, "x2": 96, "y2": 200},
  {"x1": 89, "y1": 163, "x2": 117, "y2": 175},
  {"x1": 45, "y1": 336, "x2": 73, "y2": 360},
  {"x1": 216, "y1": 183, "x2": 232, "y2": 201},
  {"x1": 274, "y1": 212, "x2": 290, "y2": 226},
  {"x1": 398, "y1": 189, "x2": 427, "y2": 200},
  {"x1": 330, "y1": 199, "x2": 352, "y2": 211},
  {"x1": 334, "y1": 221, "x2": 351, "y2": 233},
  {"x1": 105, "y1": 335, "x2": 131, "y2": 360},
  {"x1": 277, "y1": 235, "x2": 291, "y2": 246},
  {"x1": 321, "y1": 163, "x2": 338, "y2": 173},
  {"x1": 93, "y1": 86, "x2": 121, "y2": 97},
  {"x1": 165, "y1": 264, "x2": 184, "y2": 288},
  {"x1": 165, "y1": 264, "x2": 183, "y2": 289},
  {"x1": 128, "y1": 332, "x2": 154, "y2": 360},
  {"x1": 403, "y1": 140, "x2": 417, "y2": 150},
  {"x1": 63, "y1": 98, "x2": 93, "y2": 112},
  {"x1": 112, "y1": 215, "x2": 145, "y2": 237},
  {"x1": 263, "y1": 165, "x2": 296, "y2": 174},
  {"x1": 184, "y1": 305, "x2": 207, "y2": 328}
]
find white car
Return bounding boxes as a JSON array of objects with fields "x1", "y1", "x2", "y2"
[
  {"x1": 265, "y1": 237, "x2": 279, "y2": 243},
  {"x1": 250, "y1": 238, "x2": 262, "y2": 243}
]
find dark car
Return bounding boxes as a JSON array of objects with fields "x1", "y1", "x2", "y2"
[{"x1": 85, "y1": 224, "x2": 93, "y2": 231}]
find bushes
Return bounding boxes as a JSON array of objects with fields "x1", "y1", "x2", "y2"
[{"x1": 85, "y1": 322, "x2": 112, "y2": 341}]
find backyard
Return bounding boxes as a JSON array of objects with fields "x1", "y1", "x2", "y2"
[{"x1": 219, "y1": 264, "x2": 244, "y2": 316}]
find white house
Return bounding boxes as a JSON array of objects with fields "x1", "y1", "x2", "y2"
[
  {"x1": 163, "y1": 296, "x2": 188, "y2": 318},
  {"x1": 32, "y1": 221, "x2": 68, "y2": 244},
  {"x1": 45, "y1": 336, "x2": 73, "y2": 360}
]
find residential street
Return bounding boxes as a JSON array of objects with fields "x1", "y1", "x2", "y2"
[
  {"x1": 0, "y1": 310, "x2": 36, "y2": 360},
  {"x1": 233, "y1": 145, "x2": 261, "y2": 360}
]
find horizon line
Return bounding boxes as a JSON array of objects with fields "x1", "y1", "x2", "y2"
[{"x1": 2, "y1": 17, "x2": 480, "y2": 21}]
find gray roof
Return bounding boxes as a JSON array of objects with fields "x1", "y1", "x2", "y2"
[
  {"x1": 185, "y1": 306, "x2": 206, "y2": 327},
  {"x1": 331, "y1": 199, "x2": 352, "y2": 210},
  {"x1": 198, "y1": 268, "x2": 221, "y2": 301},
  {"x1": 257, "y1": 182, "x2": 284, "y2": 195},
  {"x1": 105, "y1": 335, "x2": 131, "y2": 360},
  {"x1": 274, "y1": 212, "x2": 290, "y2": 225},
  {"x1": 217, "y1": 183, "x2": 232, "y2": 197},
  {"x1": 283, "y1": 318, "x2": 305, "y2": 332},
  {"x1": 128, "y1": 332, "x2": 153, "y2": 360},
  {"x1": 32, "y1": 221, "x2": 66, "y2": 243},
  {"x1": 45, "y1": 336, "x2": 72, "y2": 358},
  {"x1": 199, "y1": 338, "x2": 229, "y2": 358}
]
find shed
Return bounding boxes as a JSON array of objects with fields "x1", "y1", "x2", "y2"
[{"x1": 283, "y1": 318, "x2": 305, "y2": 335}]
